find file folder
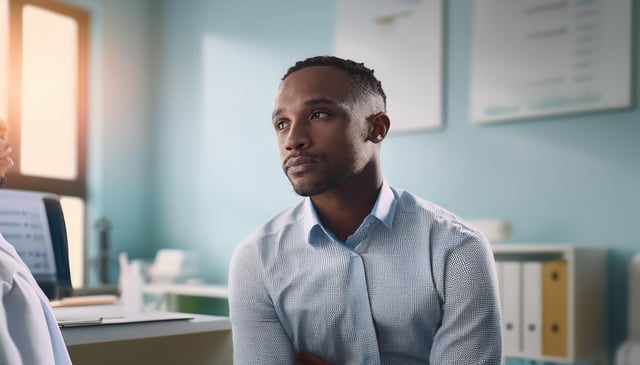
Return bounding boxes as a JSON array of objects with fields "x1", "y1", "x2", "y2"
[
  {"x1": 501, "y1": 261, "x2": 522, "y2": 355},
  {"x1": 522, "y1": 261, "x2": 542, "y2": 357},
  {"x1": 542, "y1": 259, "x2": 568, "y2": 357}
]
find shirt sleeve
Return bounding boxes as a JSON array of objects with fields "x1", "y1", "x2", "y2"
[
  {"x1": 0, "y1": 273, "x2": 57, "y2": 365},
  {"x1": 429, "y1": 233, "x2": 504, "y2": 364},
  {"x1": 228, "y1": 241, "x2": 295, "y2": 365}
]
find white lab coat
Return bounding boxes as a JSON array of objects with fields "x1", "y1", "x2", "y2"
[{"x1": 0, "y1": 233, "x2": 72, "y2": 365}]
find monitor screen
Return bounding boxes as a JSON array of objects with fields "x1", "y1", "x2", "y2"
[{"x1": 0, "y1": 189, "x2": 71, "y2": 299}]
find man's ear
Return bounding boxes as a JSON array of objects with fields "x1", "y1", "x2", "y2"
[{"x1": 367, "y1": 112, "x2": 390, "y2": 143}]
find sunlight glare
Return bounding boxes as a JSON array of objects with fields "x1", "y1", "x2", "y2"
[{"x1": 21, "y1": 5, "x2": 77, "y2": 179}]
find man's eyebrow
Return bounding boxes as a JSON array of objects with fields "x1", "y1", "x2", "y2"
[
  {"x1": 272, "y1": 98, "x2": 339, "y2": 119},
  {"x1": 303, "y1": 97, "x2": 338, "y2": 106}
]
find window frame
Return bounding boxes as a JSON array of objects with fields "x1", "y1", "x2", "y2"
[{"x1": 6, "y1": 0, "x2": 89, "y2": 198}]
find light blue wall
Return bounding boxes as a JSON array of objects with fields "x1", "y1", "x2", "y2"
[
  {"x1": 92, "y1": 0, "x2": 638, "y2": 361},
  {"x1": 64, "y1": 0, "x2": 157, "y2": 285},
  {"x1": 150, "y1": 0, "x2": 336, "y2": 279}
]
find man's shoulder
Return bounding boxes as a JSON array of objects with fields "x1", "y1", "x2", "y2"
[
  {"x1": 393, "y1": 188, "x2": 458, "y2": 221},
  {"x1": 393, "y1": 188, "x2": 484, "y2": 241}
]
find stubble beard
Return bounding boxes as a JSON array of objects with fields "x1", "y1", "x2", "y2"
[
  {"x1": 290, "y1": 179, "x2": 324, "y2": 197},
  {"x1": 286, "y1": 172, "x2": 323, "y2": 197},
  {"x1": 286, "y1": 169, "x2": 352, "y2": 197}
]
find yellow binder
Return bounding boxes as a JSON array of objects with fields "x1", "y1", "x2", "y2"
[{"x1": 542, "y1": 259, "x2": 568, "y2": 357}]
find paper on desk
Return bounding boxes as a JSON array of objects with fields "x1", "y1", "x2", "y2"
[
  {"x1": 57, "y1": 317, "x2": 104, "y2": 327},
  {"x1": 53, "y1": 304, "x2": 194, "y2": 327},
  {"x1": 54, "y1": 304, "x2": 124, "y2": 327},
  {"x1": 100, "y1": 311, "x2": 194, "y2": 325}
]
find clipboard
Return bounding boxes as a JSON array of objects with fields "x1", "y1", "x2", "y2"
[
  {"x1": 57, "y1": 317, "x2": 104, "y2": 327},
  {"x1": 54, "y1": 304, "x2": 194, "y2": 328}
]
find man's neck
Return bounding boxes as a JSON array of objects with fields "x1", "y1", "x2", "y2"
[{"x1": 310, "y1": 171, "x2": 382, "y2": 242}]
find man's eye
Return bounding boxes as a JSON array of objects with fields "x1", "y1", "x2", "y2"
[
  {"x1": 310, "y1": 111, "x2": 329, "y2": 119},
  {"x1": 275, "y1": 121, "x2": 287, "y2": 130}
]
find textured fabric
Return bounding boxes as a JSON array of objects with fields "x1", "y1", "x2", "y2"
[
  {"x1": 0, "y1": 233, "x2": 72, "y2": 365},
  {"x1": 229, "y1": 182, "x2": 503, "y2": 365}
]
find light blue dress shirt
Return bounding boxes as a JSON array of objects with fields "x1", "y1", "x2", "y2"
[{"x1": 229, "y1": 182, "x2": 503, "y2": 364}]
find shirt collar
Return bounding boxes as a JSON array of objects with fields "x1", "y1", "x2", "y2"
[{"x1": 303, "y1": 180, "x2": 396, "y2": 244}]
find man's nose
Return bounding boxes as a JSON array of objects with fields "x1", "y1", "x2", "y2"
[{"x1": 284, "y1": 120, "x2": 310, "y2": 151}]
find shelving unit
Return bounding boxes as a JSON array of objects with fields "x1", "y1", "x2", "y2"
[{"x1": 491, "y1": 244, "x2": 608, "y2": 364}]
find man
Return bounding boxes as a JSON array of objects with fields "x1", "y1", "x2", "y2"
[
  {"x1": 228, "y1": 56, "x2": 503, "y2": 364},
  {"x1": 0, "y1": 117, "x2": 73, "y2": 364}
]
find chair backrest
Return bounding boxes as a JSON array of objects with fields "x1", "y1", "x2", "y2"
[{"x1": 0, "y1": 189, "x2": 72, "y2": 299}]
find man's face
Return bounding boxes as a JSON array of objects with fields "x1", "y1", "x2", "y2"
[
  {"x1": 272, "y1": 66, "x2": 375, "y2": 196},
  {"x1": 0, "y1": 118, "x2": 13, "y2": 186}
]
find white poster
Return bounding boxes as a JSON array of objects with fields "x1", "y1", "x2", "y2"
[
  {"x1": 470, "y1": 0, "x2": 632, "y2": 124},
  {"x1": 334, "y1": 0, "x2": 443, "y2": 133}
]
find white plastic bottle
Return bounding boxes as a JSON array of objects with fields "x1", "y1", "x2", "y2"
[{"x1": 119, "y1": 253, "x2": 144, "y2": 313}]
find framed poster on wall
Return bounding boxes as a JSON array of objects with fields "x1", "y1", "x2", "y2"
[
  {"x1": 470, "y1": 0, "x2": 632, "y2": 124},
  {"x1": 334, "y1": 0, "x2": 443, "y2": 133}
]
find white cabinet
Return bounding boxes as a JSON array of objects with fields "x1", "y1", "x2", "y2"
[{"x1": 492, "y1": 244, "x2": 608, "y2": 363}]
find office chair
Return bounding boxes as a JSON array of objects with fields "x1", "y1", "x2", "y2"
[{"x1": 0, "y1": 189, "x2": 72, "y2": 300}]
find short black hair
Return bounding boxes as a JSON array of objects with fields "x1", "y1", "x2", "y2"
[{"x1": 282, "y1": 55, "x2": 387, "y2": 109}]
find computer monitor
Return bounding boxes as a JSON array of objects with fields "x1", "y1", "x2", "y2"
[{"x1": 0, "y1": 189, "x2": 72, "y2": 300}]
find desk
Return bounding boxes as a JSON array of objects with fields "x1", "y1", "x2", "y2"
[
  {"x1": 54, "y1": 306, "x2": 232, "y2": 365},
  {"x1": 144, "y1": 283, "x2": 228, "y2": 312}
]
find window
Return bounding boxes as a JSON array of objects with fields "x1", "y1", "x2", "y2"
[{"x1": 2, "y1": 0, "x2": 89, "y2": 287}]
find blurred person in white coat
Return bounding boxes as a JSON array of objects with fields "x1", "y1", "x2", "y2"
[{"x1": 0, "y1": 117, "x2": 72, "y2": 365}]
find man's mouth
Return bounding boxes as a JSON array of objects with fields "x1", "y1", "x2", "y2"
[{"x1": 284, "y1": 155, "x2": 317, "y2": 175}]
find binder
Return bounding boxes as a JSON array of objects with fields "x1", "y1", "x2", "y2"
[
  {"x1": 501, "y1": 261, "x2": 522, "y2": 355},
  {"x1": 495, "y1": 261, "x2": 503, "y2": 308},
  {"x1": 522, "y1": 261, "x2": 542, "y2": 357},
  {"x1": 542, "y1": 259, "x2": 568, "y2": 357}
]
